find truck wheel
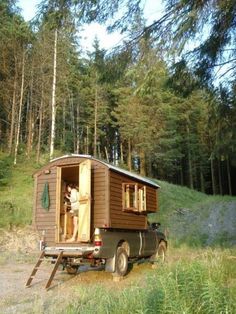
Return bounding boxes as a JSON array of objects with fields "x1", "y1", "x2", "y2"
[
  {"x1": 151, "y1": 241, "x2": 167, "y2": 268},
  {"x1": 157, "y1": 241, "x2": 167, "y2": 263},
  {"x1": 114, "y1": 247, "x2": 128, "y2": 277},
  {"x1": 66, "y1": 265, "x2": 78, "y2": 275}
]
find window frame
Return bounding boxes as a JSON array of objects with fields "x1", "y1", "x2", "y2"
[{"x1": 122, "y1": 182, "x2": 147, "y2": 213}]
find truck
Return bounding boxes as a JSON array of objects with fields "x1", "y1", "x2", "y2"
[{"x1": 26, "y1": 155, "x2": 167, "y2": 288}]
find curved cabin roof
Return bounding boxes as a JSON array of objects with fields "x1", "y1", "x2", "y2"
[{"x1": 34, "y1": 154, "x2": 160, "y2": 188}]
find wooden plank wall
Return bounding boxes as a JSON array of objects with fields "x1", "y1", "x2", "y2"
[
  {"x1": 92, "y1": 163, "x2": 109, "y2": 228},
  {"x1": 146, "y1": 185, "x2": 158, "y2": 213},
  {"x1": 35, "y1": 167, "x2": 57, "y2": 246},
  {"x1": 34, "y1": 157, "x2": 109, "y2": 245},
  {"x1": 109, "y1": 171, "x2": 153, "y2": 230}
]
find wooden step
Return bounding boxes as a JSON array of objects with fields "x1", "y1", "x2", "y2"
[
  {"x1": 25, "y1": 251, "x2": 45, "y2": 287},
  {"x1": 25, "y1": 250, "x2": 64, "y2": 290},
  {"x1": 45, "y1": 251, "x2": 64, "y2": 290}
]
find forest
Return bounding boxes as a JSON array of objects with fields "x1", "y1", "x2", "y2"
[{"x1": 0, "y1": 0, "x2": 236, "y2": 195}]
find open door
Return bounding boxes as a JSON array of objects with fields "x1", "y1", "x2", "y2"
[{"x1": 78, "y1": 159, "x2": 91, "y2": 242}]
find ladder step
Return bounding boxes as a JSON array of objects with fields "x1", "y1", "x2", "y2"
[
  {"x1": 45, "y1": 251, "x2": 64, "y2": 290},
  {"x1": 25, "y1": 251, "x2": 64, "y2": 289},
  {"x1": 25, "y1": 251, "x2": 45, "y2": 287}
]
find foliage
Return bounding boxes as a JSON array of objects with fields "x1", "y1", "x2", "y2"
[
  {"x1": 98, "y1": 0, "x2": 236, "y2": 83},
  {"x1": 0, "y1": 0, "x2": 235, "y2": 195}
]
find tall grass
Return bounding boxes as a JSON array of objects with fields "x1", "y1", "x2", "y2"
[
  {"x1": 0, "y1": 156, "x2": 36, "y2": 227},
  {"x1": 63, "y1": 249, "x2": 236, "y2": 314}
]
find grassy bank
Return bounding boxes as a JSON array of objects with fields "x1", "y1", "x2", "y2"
[
  {"x1": 0, "y1": 155, "x2": 38, "y2": 227},
  {"x1": 62, "y1": 248, "x2": 236, "y2": 314},
  {"x1": 149, "y1": 180, "x2": 236, "y2": 247}
]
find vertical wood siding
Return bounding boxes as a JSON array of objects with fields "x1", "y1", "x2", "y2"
[
  {"x1": 35, "y1": 168, "x2": 57, "y2": 246},
  {"x1": 109, "y1": 170, "x2": 158, "y2": 230},
  {"x1": 34, "y1": 157, "x2": 109, "y2": 245}
]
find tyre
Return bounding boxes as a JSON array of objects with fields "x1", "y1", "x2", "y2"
[
  {"x1": 114, "y1": 247, "x2": 128, "y2": 277},
  {"x1": 66, "y1": 265, "x2": 78, "y2": 275},
  {"x1": 157, "y1": 241, "x2": 167, "y2": 263},
  {"x1": 151, "y1": 241, "x2": 167, "y2": 267}
]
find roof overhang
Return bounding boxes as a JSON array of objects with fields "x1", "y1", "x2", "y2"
[{"x1": 40, "y1": 154, "x2": 160, "y2": 188}]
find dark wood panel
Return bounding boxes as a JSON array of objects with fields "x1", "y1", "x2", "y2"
[
  {"x1": 110, "y1": 184, "x2": 122, "y2": 191},
  {"x1": 35, "y1": 221, "x2": 56, "y2": 226},
  {"x1": 110, "y1": 212, "x2": 146, "y2": 221},
  {"x1": 37, "y1": 178, "x2": 57, "y2": 184},
  {"x1": 94, "y1": 177, "x2": 106, "y2": 183},
  {"x1": 36, "y1": 215, "x2": 56, "y2": 221},
  {"x1": 110, "y1": 219, "x2": 146, "y2": 227},
  {"x1": 110, "y1": 222, "x2": 147, "y2": 230},
  {"x1": 36, "y1": 198, "x2": 57, "y2": 205},
  {"x1": 94, "y1": 212, "x2": 108, "y2": 218}
]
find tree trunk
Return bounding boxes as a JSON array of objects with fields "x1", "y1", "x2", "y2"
[
  {"x1": 26, "y1": 67, "x2": 35, "y2": 158},
  {"x1": 120, "y1": 141, "x2": 124, "y2": 164},
  {"x1": 187, "y1": 125, "x2": 193, "y2": 189},
  {"x1": 210, "y1": 154, "x2": 216, "y2": 195},
  {"x1": 139, "y1": 149, "x2": 146, "y2": 176},
  {"x1": 93, "y1": 83, "x2": 98, "y2": 157},
  {"x1": 76, "y1": 101, "x2": 80, "y2": 154},
  {"x1": 26, "y1": 96, "x2": 35, "y2": 158},
  {"x1": 14, "y1": 52, "x2": 25, "y2": 165},
  {"x1": 86, "y1": 125, "x2": 89, "y2": 154},
  {"x1": 8, "y1": 71, "x2": 17, "y2": 155},
  {"x1": 98, "y1": 142, "x2": 101, "y2": 159},
  {"x1": 105, "y1": 146, "x2": 109, "y2": 162},
  {"x1": 200, "y1": 165, "x2": 205, "y2": 193},
  {"x1": 49, "y1": 29, "x2": 58, "y2": 160},
  {"x1": 218, "y1": 159, "x2": 223, "y2": 195},
  {"x1": 180, "y1": 162, "x2": 184, "y2": 186},
  {"x1": 69, "y1": 92, "x2": 76, "y2": 152},
  {"x1": 127, "y1": 139, "x2": 132, "y2": 171},
  {"x1": 62, "y1": 99, "x2": 66, "y2": 148},
  {"x1": 226, "y1": 156, "x2": 232, "y2": 196},
  {"x1": 36, "y1": 90, "x2": 44, "y2": 163}
]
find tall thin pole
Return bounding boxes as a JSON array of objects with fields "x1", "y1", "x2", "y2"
[{"x1": 50, "y1": 28, "x2": 58, "y2": 160}]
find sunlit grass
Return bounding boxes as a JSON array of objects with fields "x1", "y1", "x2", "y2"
[
  {"x1": 0, "y1": 156, "x2": 36, "y2": 227},
  {"x1": 62, "y1": 248, "x2": 236, "y2": 314}
]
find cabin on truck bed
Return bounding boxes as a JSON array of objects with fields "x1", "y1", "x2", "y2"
[{"x1": 33, "y1": 155, "x2": 160, "y2": 247}]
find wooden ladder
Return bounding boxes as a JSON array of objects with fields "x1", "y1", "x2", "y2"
[{"x1": 25, "y1": 251, "x2": 64, "y2": 290}]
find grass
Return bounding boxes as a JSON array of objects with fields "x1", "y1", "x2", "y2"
[
  {"x1": 61, "y1": 248, "x2": 236, "y2": 314},
  {"x1": 148, "y1": 180, "x2": 236, "y2": 248},
  {"x1": 0, "y1": 155, "x2": 38, "y2": 227}
]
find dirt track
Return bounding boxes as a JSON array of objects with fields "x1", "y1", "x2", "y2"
[
  {"x1": 0, "y1": 228, "x2": 121, "y2": 313},
  {"x1": 0, "y1": 250, "x2": 153, "y2": 314}
]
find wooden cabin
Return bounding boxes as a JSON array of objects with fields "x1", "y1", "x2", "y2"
[{"x1": 33, "y1": 155, "x2": 160, "y2": 246}]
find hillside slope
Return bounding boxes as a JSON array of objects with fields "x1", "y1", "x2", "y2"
[
  {"x1": 150, "y1": 180, "x2": 236, "y2": 247},
  {"x1": 0, "y1": 158, "x2": 235, "y2": 246}
]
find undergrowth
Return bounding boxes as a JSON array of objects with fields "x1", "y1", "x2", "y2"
[
  {"x1": 0, "y1": 155, "x2": 36, "y2": 227},
  {"x1": 63, "y1": 249, "x2": 236, "y2": 314}
]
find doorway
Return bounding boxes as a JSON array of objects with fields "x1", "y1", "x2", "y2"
[
  {"x1": 56, "y1": 160, "x2": 92, "y2": 243},
  {"x1": 57, "y1": 165, "x2": 79, "y2": 243}
]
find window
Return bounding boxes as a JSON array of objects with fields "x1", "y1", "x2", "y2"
[{"x1": 122, "y1": 183, "x2": 146, "y2": 212}]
